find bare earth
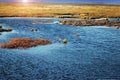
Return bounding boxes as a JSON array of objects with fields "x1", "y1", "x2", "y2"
[{"x1": 0, "y1": 2, "x2": 120, "y2": 18}]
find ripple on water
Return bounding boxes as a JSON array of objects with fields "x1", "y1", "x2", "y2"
[{"x1": 0, "y1": 18, "x2": 120, "y2": 80}]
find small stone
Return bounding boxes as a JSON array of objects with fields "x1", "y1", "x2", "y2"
[
  {"x1": 31, "y1": 28, "x2": 38, "y2": 32},
  {"x1": 0, "y1": 24, "x2": 2, "y2": 28},
  {"x1": 63, "y1": 39, "x2": 67, "y2": 44},
  {"x1": 116, "y1": 26, "x2": 120, "y2": 29},
  {"x1": 75, "y1": 34, "x2": 80, "y2": 36}
]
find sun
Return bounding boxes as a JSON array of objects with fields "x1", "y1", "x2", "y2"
[{"x1": 23, "y1": 0, "x2": 28, "y2": 2}]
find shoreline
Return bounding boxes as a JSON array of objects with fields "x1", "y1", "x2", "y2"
[
  {"x1": 0, "y1": 15, "x2": 119, "y2": 19},
  {"x1": 59, "y1": 19, "x2": 120, "y2": 29},
  {"x1": 0, "y1": 17, "x2": 120, "y2": 29}
]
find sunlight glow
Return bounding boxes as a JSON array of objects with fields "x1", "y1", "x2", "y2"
[{"x1": 23, "y1": 0, "x2": 28, "y2": 3}]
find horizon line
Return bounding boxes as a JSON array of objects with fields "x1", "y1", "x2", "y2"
[{"x1": 0, "y1": 1, "x2": 120, "y2": 3}]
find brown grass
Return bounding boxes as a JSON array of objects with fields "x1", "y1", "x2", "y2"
[
  {"x1": 1, "y1": 38, "x2": 52, "y2": 49},
  {"x1": 60, "y1": 19, "x2": 120, "y2": 27},
  {"x1": 0, "y1": 2, "x2": 120, "y2": 18}
]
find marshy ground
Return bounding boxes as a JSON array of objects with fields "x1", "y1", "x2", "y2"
[
  {"x1": 0, "y1": 2, "x2": 120, "y2": 18},
  {"x1": 0, "y1": 17, "x2": 120, "y2": 80},
  {"x1": 0, "y1": 2, "x2": 120, "y2": 80}
]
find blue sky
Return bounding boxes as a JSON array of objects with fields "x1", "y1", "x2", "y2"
[{"x1": 0, "y1": 0, "x2": 120, "y2": 2}]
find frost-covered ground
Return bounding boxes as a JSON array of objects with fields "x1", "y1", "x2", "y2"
[{"x1": 0, "y1": 18, "x2": 120, "y2": 80}]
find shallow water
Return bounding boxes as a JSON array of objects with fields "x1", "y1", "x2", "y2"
[{"x1": 0, "y1": 18, "x2": 120, "y2": 80}]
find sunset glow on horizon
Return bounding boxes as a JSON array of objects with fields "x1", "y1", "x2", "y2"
[
  {"x1": 23, "y1": 0, "x2": 28, "y2": 2},
  {"x1": 0, "y1": 0, "x2": 120, "y2": 2}
]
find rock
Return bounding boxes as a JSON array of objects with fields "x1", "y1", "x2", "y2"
[
  {"x1": 0, "y1": 24, "x2": 2, "y2": 28},
  {"x1": 3, "y1": 28, "x2": 12, "y2": 32},
  {"x1": 0, "y1": 24, "x2": 12, "y2": 32},
  {"x1": 0, "y1": 38, "x2": 52, "y2": 49},
  {"x1": 31, "y1": 28, "x2": 38, "y2": 32},
  {"x1": 63, "y1": 39, "x2": 67, "y2": 44},
  {"x1": 0, "y1": 28, "x2": 2, "y2": 32},
  {"x1": 0, "y1": 28, "x2": 12, "y2": 32},
  {"x1": 116, "y1": 26, "x2": 120, "y2": 29},
  {"x1": 75, "y1": 34, "x2": 80, "y2": 36}
]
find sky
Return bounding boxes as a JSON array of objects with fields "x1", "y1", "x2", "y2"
[{"x1": 0, "y1": 0, "x2": 120, "y2": 2}]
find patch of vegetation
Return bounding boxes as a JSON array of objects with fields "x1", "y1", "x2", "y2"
[
  {"x1": 0, "y1": 2, "x2": 120, "y2": 18},
  {"x1": 1, "y1": 38, "x2": 52, "y2": 49}
]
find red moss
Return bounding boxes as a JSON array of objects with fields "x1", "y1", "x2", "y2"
[
  {"x1": 1, "y1": 38, "x2": 52, "y2": 49},
  {"x1": 1, "y1": 43, "x2": 7, "y2": 48}
]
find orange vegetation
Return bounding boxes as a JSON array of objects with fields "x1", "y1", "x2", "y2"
[
  {"x1": 0, "y1": 2, "x2": 120, "y2": 18},
  {"x1": 1, "y1": 38, "x2": 52, "y2": 49}
]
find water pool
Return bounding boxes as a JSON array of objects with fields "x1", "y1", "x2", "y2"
[{"x1": 0, "y1": 18, "x2": 120, "y2": 80}]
